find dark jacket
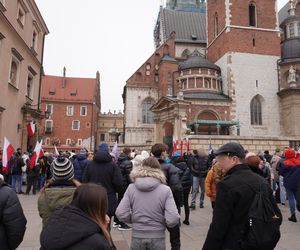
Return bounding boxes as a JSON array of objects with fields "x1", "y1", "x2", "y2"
[
  {"x1": 11, "y1": 154, "x2": 23, "y2": 175},
  {"x1": 279, "y1": 161, "x2": 300, "y2": 192},
  {"x1": 192, "y1": 155, "x2": 209, "y2": 177},
  {"x1": 117, "y1": 153, "x2": 133, "y2": 189},
  {"x1": 297, "y1": 184, "x2": 300, "y2": 212},
  {"x1": 73, "y1": 154, "x2": 89, "y2": 182},
  {"x1": 0, "y1": 183, "x2": 27, "y2": 250},
  {"x1": 171, "y1": 156, "x2": 192, "y2": 191},
  {"x1": 82, "y1": 151, "x2": 122, "y2": 216},
  {"x1": 203, "y1": 164, "x2": 281, "y2": 250},
  {"x1": 40, "y1": 205, "x2": 115, "y2": 250}
]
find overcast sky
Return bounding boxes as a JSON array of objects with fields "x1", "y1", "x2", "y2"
[{"x1": 35, "y1": 0, "x2": 289, "y2": 113}]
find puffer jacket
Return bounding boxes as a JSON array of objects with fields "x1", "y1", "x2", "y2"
[
  {"x1": 205, "y1": 163, "x2": 224, "y2": 202},
  {"x1": 279, "y1": 155, "x2": 300, "y2": 192},
  {"x1": 73, "y1": 154, "x2": 89, "y2": 182},
  {"x1": 40, "y1": 205, "x2": 115, "y2": 250},
  {"x1": 117, "y1": 153, "x2": 133, "y2": 189},
  {"x1": 171, "y1": 156, "x2": 192, "y2": 191},
  {"x1": 0, "y1": 183, "x2": 27, "y2": 250},
  {"x1": 82, "y1": 151, "x2": 122, "y2": 216},
  {"x1": 38, "y1": 181, "x2": 76, "y2": 226},
  {"x1": 116, "y1": 166, "x2": 179, "y2": 239}
]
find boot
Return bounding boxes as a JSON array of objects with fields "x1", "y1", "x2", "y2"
[
  {"x1": 189, "y1": 204, "x2": 195, "y2": 210},
  {"x1": 288, "y1": 214, "x2": 297, "y2": 223}
]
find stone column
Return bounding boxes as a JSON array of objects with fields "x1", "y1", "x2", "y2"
[{"x1": 216, "y1": 124, "x2": 221, "y2": 135}]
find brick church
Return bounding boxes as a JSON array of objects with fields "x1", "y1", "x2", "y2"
[{"x1": 123, "y1": 0, "x2": 300, "y2": 150}]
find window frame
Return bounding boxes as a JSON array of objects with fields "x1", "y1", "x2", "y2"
[
  {"x1": 77, "y1": 139, "x2": 83, "y2": 146},
  {"x1": 289, "y1": 23, "x2": 295, "y2": 38},
  {"x1": 26, "y1": 72, "x2": 34, "y2": 99},
  {"x1": 72, "y1": 120, "x2": 80, "y2": 131},
  {"x1": 45, "y1": 120, "x2": 53, "y2": 132},
  {"x1": 250, "y1": 96, "x2": 262, "y2": 125},
  {"x1": 142, "y1": 99, "x2": 154, "y2": 124},
  {"x1": 249, "y1": 2, "x2": 257, "y2": 27},
  {"x1": 17, "y1": 3, "x2": 26, "y2": 27},
  {"x1": 45, "y1": 104, "x2": 53, "y2": 114},
  {"x1": 45, "y1": 137, "x2": 50, "y2": 146},
  {"x1": 66, "y1": 138, "x2": 71, "y2": 145},
  {"x1": 80, "y1": 106, "x2": 87, "y2": 116},
  {"x1": 100, "y1": 133, "x2": 105, "y2": 141},
  {"x1": 8, "y1": 55, "x2": 20, "y2": 89},
  {"x1": 214, "y1": 13, "x2": 219, "y2": 37},
  {"x1": 66, "y1": 105, "x2": 74, "y2": 116}
]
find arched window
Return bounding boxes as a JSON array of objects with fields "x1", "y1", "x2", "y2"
[
  {"x1": 250, "y1": 96, "x2": 262, "y2": 125},
  {"x1": 249, "y1": 2, "x2": 256, "y2": 27},
  {"x1": 142, "y1": 99, "x2": 154, "y2": 124},
  {"x1": 214, "y1": 13, "x2": 219, "y2": 37}
]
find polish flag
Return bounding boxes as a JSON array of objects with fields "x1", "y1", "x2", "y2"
[
  {"x1": 27, "y1": 121, "x2": 35, "y2": 137},
  {"x1": 30, "y1": 140, "x2": 42, "y2": 169},
  {"x1": 2, "y1": 137, "x2": 15, "y2": 175},
  {"x1": 180, "y1": 140, "x2": 184, "y2": 156},
  {"x1": 172, "y1": 137, "x2": 178, "y2": 155}
]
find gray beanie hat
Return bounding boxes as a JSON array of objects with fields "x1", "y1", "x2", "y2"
[{"x1": 51, "y1": 156, "x2": 74, "y2": 181}]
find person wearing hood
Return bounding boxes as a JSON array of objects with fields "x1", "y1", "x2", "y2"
[
  {"x1": 116, "y1": 157, "x2": 179, "y2": 250},
  {"x1": 38, "y1": 156, "x2": 80, "y2": 227},
  {"x1": 82, "y1": 143, "x2": 122, "y2": 220},
  {"x1": 279, "y1": 149, "x2": 300, "y2": 222},
  {"x1": 73, "y1": 148, "x2": 89, "y2": 182},
  {"x1": 40, "y1": 183, "x2": 115, "y2": 250}
]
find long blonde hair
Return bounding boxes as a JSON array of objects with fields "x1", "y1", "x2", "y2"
[{"x1": 71, "y1": 184, "x2": 113, "y2": 246}]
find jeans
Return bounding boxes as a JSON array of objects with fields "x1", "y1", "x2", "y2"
[
  {"x1": 279, "y1": 176, "x2": 286, "y2": 204},
  {"x1": 131, "y1": 237, "x2": 165, "y2": 250},
  {"x1": 167, "y1": 224, "x2": 180, "y2": 250},
  {"x1": 286, "y1": 188, "x2": 297, "y2": 216},
  {"x1": 191, "y1": 176, "x2": 205, "y2": 206},
  {"x1": 12, "y1": 175, "x2": 22, "y2": 193},
  {"x1": 38, "y1": 173, "x2": 46, "y2": 190}
]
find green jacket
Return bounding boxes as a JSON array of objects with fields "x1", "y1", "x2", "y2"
[{"x1": 38, "y1": 187, "x2": 76, "y2": 227}]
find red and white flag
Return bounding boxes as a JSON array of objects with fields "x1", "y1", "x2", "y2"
[
  {"x1": 186, "y1": 137, "x2": 190, "y2": 152},
  {"x1": 30, "y1": 140, "x2": 42, "y2": 169},
  {"x1": 27, "y1": 121, "x2": 35, "y2": 137},
  {"x1": 172, "y1": 137, "x2": 178, "y2": 155},
  {"x1": 54, "y1": 145, "x2": 59, "y2": 156},
  {"x1": 2, "y1": 137, "x2": 15, "y2": 175}
]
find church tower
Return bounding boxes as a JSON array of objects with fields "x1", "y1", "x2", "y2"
[
  {"x1": 166, "y1": 0, "x2": 206, "y2": 12},
  {"x1": 207, "y1": 0, "x2": 282, "y2": 137}
]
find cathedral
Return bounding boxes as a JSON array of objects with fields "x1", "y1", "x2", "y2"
[{"x1": 123, "y1": 0, "x2": 300, "y2": 151}]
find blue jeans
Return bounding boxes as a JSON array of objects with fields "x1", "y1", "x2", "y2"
[
  {"x1": 38, "y1": 173, "x2": 46, "y2": 190},
  {"x1": 12, "y1": 175, "x2": 22, "y2": 193},
  {"x1": 191, "y1": 176, "x2": 205, "y2": 206},
  {"x1": 286, "y1": 188, "x2": 297, "y2": 216},
  {"x1": 279, "y1": 176, "x2": 286, "y2": 204}
]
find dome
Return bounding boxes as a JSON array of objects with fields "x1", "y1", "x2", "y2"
[
  {"x1": 281, "y1": 38, "x2": 300, "y2": 60},
  {"x1": 179, "y1": 53, "x2": 220, "y2": 71}
]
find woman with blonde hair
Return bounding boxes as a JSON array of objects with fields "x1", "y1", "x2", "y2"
[{"x1": 40, "y1": 183, "x2": 115, "y2": 250}]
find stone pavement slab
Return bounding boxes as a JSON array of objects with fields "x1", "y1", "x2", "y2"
[{"x1": 18, "y1": 194, "x2": 300, "y2": 250}]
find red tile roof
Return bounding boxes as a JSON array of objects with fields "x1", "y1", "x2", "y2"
[{"x1": 42, "y1": 75, "x2": 98, "y2": 102}]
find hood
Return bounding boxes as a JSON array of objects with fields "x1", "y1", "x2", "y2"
[
  {"x1": 93, "y1": 151, "x2": 112, "y2": 163},
  {"x1": 130, "y1": 166, "x2": 166, "y2": 188},
  {"x1": 76, "y1": 154, "x2": 87, "y2": 161},
  {"x1": 117, "y1": 153, "x2": 129, "y2": 163},
  {"x1": 40, "y1": 206, "x2": 101, "y2": 250},
  {"x1": 43, "y1": 187, "x2": 76, "y2": 210}
]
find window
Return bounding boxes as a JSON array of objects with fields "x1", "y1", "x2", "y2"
[
  {"x1": 289, "y1": 23, "x2": 295, "y2": 38},
  {"x1": 100, "y1": 133, "x2": 105, "y2": 141},
  {"x1": 214, "y1": 13, "x2": 219, "y2": 37},
  {"x1": 66, "y1": 106, "x2": 74, "y2": 116},
  {"x1": 17, "y1": 4, "x2": 25, "y2": 27},
  {"x1": 45, "y1": 120, "x2": 53, "y2": 133},
  {"x1": 32, "y1": 29, "x2": 38, "y2": 51},
  {"x1": 46, "y1": 104, "x2": 53, "y2": 114},
  {"x1": 8, "y1": 57, "x2": 20, "y2": 88},
  {"x1": 45, "y1": 137, "x2": 50, "y2": 146},
  {"x1": 26, "y1": 73, "x2": 34, "y2": 99},
  {"x1": 77, "y1": 139, "x2": 82, "y2": 146},
  {"x1": 80, "y1": 106, "x2": 87, "y2": 116},
  {"x1": 297, "y1": 23, "x2": 300, "y2": 37},
  {"x1": 249, "y1": 3, "x2": 256, "y2": 27},
  {"x1": 250, "y1": 96, "x2": 262, "y2": 125},
  {"x1": 142, "y1": 99, "x2": 154, "y2": 124},
  {"x1": 167, "y1": 80, "x2": 173, "y2": 96},
  {"x1": 66, "y1": 138, "x2": 71, "y2": 145},
  {"x1": 72, "y1": 120, "x2": 80, "y2": 130}
]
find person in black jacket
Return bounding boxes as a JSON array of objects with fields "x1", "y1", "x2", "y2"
[
  {"x1": 171, "y1": 152, "x2": 192, "y2": 225},
  {"x1": 40, "y1": 183, "x2": 116, "y2": 250},
  {"x1": 202, "y1": 142, "x2": 282, "y2": 250},
  {"x1": 151, "y1": 143, "x2": 182, "y2": 250},
  {"x1": 113, "y1": 147, "x2": 132, "y2": 230},
  {"x1": 82, "y1": 143, "x2": 123, "y2": 220},
  {"x1": 190, "y1": 149, "x2": 209, "y2": 209},
  {"x1": 11, "y1": 150, "x2": 24, "y2": 194},
  {"x1": 73, "y1": 148, "x2": 89, "y2": 182},
  {"x1": 0, "y1": 176, "x2": 27, "y2": 250}
]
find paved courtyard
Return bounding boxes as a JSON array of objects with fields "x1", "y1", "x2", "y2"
[{"x1": 18, "y1": 194, "x2": 300, "y2": 250}]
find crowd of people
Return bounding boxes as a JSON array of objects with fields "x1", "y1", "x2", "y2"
[{"x1": 0, "y1": 142, "x2": 300, "y2": 249}]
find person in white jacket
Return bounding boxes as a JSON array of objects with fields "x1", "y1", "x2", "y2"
[{"x1": 116, "y1": 157, "x2": 180, "y2": 250}]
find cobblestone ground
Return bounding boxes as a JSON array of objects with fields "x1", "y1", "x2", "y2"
[{"x1": 18, "y1": 193, "x2": 300, "y2": 250}]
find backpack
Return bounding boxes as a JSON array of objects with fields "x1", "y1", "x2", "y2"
[{"x1": 240, "y1": 183, "x2": 281, "y2": 250}]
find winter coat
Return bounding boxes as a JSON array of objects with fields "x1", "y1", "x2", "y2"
[
  {"x1": 117, "y1": 153, "x2": 133, "y2": 189},
  {"x1": 73, "y1": 154, "x2": 89, "y2": 182},
  {"x1": 11, "y1": 154, "x2": 23, "y2": 175},
  {"x1": 40, "y1": 205, "x2": 115, "y2": 250},
  {"x1": 82, "y1": 151, "x2": 122, "y2": 216},
  {"x1": 0, "y1": 183, "x2": 27, "y2": 250},
  {"x1": 191, "y1": 155, "x2": 209, "y2": 177},
  {"x1": 271, "y1": 154, "x2": 281, "y2": 182},
  {"x1": 279, "y1": 158, "x2": 300, "y2": 192},
  {"x1": 205, "y1": 163, "x2": 223, "y2": 202},
  {"x1": 203, "y1": 164, "x2": 281, "y2": 250},
  {"x1": 38, "y1": 181, "x2": 76, "y2": 226},
  {"x1": 115, "y1": 166, "x2": 180, "y2": 239},
  {"x1": 171, "y1": 156, "x2": 192, "y2": 191}
]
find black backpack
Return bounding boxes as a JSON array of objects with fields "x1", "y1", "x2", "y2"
[{"x1": 240, "y1": 183, "x2": 281, "y2": 250}]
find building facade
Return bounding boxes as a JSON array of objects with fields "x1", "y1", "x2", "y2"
[
  {"x1": 41, "y1": 69, "x2": 100, "y2": 151},
  {"x1": 0, "y1": 0, "x2": 49, "y2": 150}
]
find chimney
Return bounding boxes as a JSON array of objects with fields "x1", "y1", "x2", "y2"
[
  {"x1": 62, "y1": 67, "x2": 66, "y2": 88},
  {"x1": 96, "y1": 71, "x2": 100, "y2": 82}
]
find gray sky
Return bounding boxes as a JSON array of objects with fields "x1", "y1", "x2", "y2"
[{"x1": 35, "y1": 0, "x2": 289, "y2": 112}]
